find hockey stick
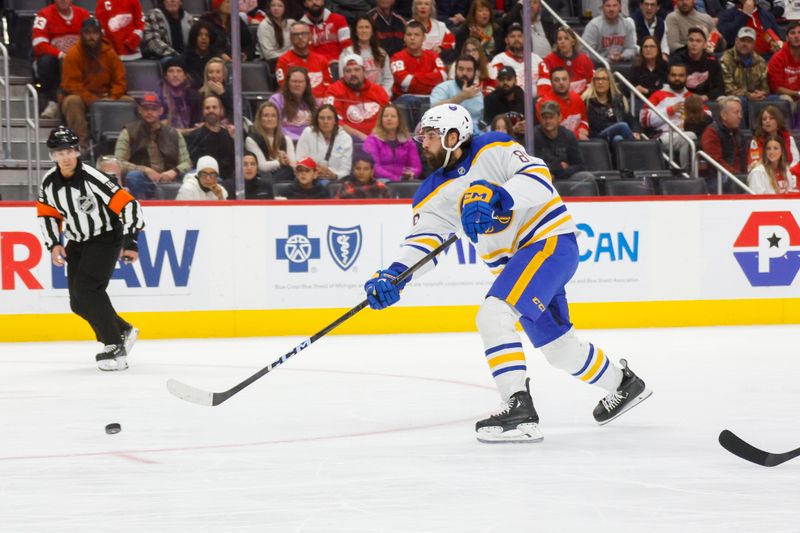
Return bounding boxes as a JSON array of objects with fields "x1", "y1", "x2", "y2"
[
  {"x1": 718, "y1": 430, "x2": 800, "y2": 467},
  {"x1": 167, "y1": 234, "x2": 459, "y2": 406}
]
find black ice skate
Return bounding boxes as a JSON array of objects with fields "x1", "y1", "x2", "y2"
[
  {"x1": 476, "y1": 378, "x2": 543, "y2": 443},
  {"x1": 122, "y1": 325, "x2": 139, "y2": 356},
  {"x1": 96, "y1": 344, "x2": 128, "y2": 371},
  {"x1": 593, "y1": 359, "x2": 651, "y2": 425}
]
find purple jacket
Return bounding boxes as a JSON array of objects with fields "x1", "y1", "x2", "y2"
[{"x1": 362, "y1": 135, "x2": 423, "y2": 182}]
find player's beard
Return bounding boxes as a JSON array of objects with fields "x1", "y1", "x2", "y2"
[{"x1": 422, "y1": 146, "x2": 447, "y2": 169}]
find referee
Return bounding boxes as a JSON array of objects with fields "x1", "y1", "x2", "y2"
[{"x1": 36, "y1": 126, "x2": 145, "y2": 371}]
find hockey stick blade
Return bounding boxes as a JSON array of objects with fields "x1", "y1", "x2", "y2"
[
  {"x1": 166, "y1": 234, "x2": 459, "y2": 406},
  {"x1": 719, "y1": 429, "x2": 800, "y2": 467}
]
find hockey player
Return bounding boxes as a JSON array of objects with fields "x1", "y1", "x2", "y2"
[
  {"x1": 36, "y1": 126, "x2": 144, "y2": 371},
  {"x1": 363, "y1": 104, "x2": 651, "y2": 443}
]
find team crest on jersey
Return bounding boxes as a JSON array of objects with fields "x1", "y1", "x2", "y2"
[
  {"x1": 77, "y1": 194, "x2": 97, "y2": 214},
  {"x1": 327, "y1": 226, "x2": 362, "y2": 271}
]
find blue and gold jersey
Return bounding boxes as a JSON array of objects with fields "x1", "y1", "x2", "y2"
[{"x1": 395, "y1": 132, "x2": 576, "y2": 277}]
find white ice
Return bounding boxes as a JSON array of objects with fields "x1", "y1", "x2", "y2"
[{"x1": 1, "y1": 325, "x2": 799, "y2": 532}]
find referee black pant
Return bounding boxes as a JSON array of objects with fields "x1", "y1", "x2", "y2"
[{"x1": 65, "y1": 230, "x2": 131, "y2": 346}]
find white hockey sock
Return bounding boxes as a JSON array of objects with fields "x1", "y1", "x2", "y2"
[
  {"x1": 540, "y1": 328, "x2": 622, "y2": 392},
  {"x1": 477, "y1": 297, "x2": 527, "y2": 401}
]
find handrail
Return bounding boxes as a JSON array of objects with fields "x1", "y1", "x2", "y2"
[
  {"x1": 0, "y1": 42, "x2": 11, "y2": 160},
  {"x1": 538, "y1": 1, "x2": 698, "y2": 177},
  {"x1": 696, "y1": 150, "x2": 754, "y2": 194},
  {"x1": 24, "y1": 83, "x2": 41, "y2": 200}
]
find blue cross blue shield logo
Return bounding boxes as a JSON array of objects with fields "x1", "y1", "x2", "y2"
[
  {"x1": 277, "y1": 225, "x2": 320, "y2": 273},
  {"x1": 327, "y1": 226, "x2": 362, "y2": 271}
]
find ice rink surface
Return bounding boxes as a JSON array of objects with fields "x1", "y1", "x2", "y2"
[{"x1": 1, "y1": 325, "x2": 799, "y2": 532}]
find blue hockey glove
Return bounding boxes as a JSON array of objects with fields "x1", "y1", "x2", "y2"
[
  {"x1": 364, "y1": 263, "x2": 409, "y2": 310},
  {"x1": 460, "y1": 180, "x2": 513, "y2": 243}
]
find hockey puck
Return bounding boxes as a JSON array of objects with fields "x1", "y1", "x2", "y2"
[{"x1": 105, "y1": 423, "x2": 121, "y2": 435}]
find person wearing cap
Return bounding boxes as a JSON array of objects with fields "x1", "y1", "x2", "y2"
[
  {"x1": 158, "y1": 56, "x2": 203, "y2": 132},
  {"x1": 671, "y1": 27, "x2": 724, "y2": 102},
  {"x1": 142, "y1": 0, "x2": 196, "y2": 62},
  {"x1": 720, "y1": 26, "x2": 772, "y2": 115},
  {"x1": 60, "y1": 18, "x2": 131, "y2": 152},
  {"x1": 176, "y1": 155, "x2": 229, "y2": 200},
  {"x1": 323, "y1": 53, "x2": 390, "y2": 141},
  {"x1": 718, "y1": 0, "x2": 783, "y2": 61},
  {"x1": 94, "y1": 0, "x2": 145, "y2": 61},
  {"x1": 285, "y1": 157, "x2": 331, "y2": 199},
  {"x1": 483, "y1": 65, "x2": 525, "y2": 130},
  {"x1": 31, "y1": 0, "x2": 92, "y2": 120},
  {"x1": 581, "y1": 0, "x2": 637, "y2": 63},
  {"x1": 490, "y1": 23, "x2": 543, "y2": 96},
  {"x1": 338, "y1": 15, "x2": 393, "y2": 97},
  {"x1": 768, "y1": 21, "x2": 800, "y2": 121},
  {"x1": 534, "y1": 100, "x2": 595, "y2": 182},
  {"x1": 430, "y1": 55, "x2": 484, "y2": 133},
  {"x1": 114, "y1": 92, "x2": 192, "y2": 200}
]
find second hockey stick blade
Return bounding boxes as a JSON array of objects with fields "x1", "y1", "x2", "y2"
[{"x1": 718, "y1": 429, "x2": 800, "y2": 467}]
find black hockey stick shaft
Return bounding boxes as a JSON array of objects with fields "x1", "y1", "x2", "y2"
[
  {"x1": 184, "y1": 234, "x2": 458, "y2": 406},
  {"x1": 719, "y1": 430, "x2": 800, "y2": 467}
]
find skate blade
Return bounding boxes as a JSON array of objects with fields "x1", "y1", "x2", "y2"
[
  {"x1": 596, "y1": 388, "x2": 652, "y2": 426},
  {"x1": 477, "y1": 423, "x2": 544, "y2": 444},
  {"x1": 97, "y1": 356, "x2": 128, "y2": 372},
  {"x1": 124, "y1": 327, "x2": 139, "y2": 355}
]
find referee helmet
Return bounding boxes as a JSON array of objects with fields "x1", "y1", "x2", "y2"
[{"x1": 47, "y1": 126, "x2": 80, "y2": 151}]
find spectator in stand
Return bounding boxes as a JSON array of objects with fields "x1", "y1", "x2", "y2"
[
  {"x1": 450, "y1": 38, "x2": 496, "y2": 94},
  {"x1": 363, "y1": 104, "x2": 423, "y2": 181},
  {"x1": 747, "y1": 136, "x2": 799, "y2": 193},
  {"x1": 700, "y1": 96, "x2": 747, "y2": 184},
  {"x1": 748, "y1": 105, "x2": 800, "y2": 178},
  {"x1": 631, "y1": 35, "x2": 669, "y2": 99},
  {"x1": 96, "y1": 154, "x2": 123, "y2": 185},
  {"x1": 633, "y1": 0, "x2": 668, "y2": 50},
  {"x1": 200, "y1": 0, "x2": 256, "y2": 61},
  {"x1": 176, "y1": 155, "x2": 229, "y2": 200},
  {"x1": 324, "y1": 54, "x2": 390, "y2": 141},
  {"x1": 536, "y1": 67, "x2": 589, "y2": 140},
  {"x1": 338, "y1": 15, "x2": 393, "y2": 97},
  {"x1": 390, "y1": 20, "x2": 448, "y2": 99},
  {"x1": 583, "y1": 67, "x2": 639, "y2": 147},
  {"x1": 95, "y1": 0, "x2": 144, "y2": 61},
  {"x1": 246, "y1": 101, "x2": 296, "y2": 179},
  {"x1": 142, "y1": 0, "x2": 194, "y2": 63},
  {"x1": 502, "y1": 0, "x2": 558, "y2": 57},
  {"x1": 721, "y1": 27, "x2": 772, "y2": 116},
  {"x1": 413, "y1": 0, "x2": 457, "y2": 62},
  {"x1": 718, "y1": 0, "x2": 783, "y2": 61},
  {"x1": 239, "y1": 0, "x2": 267, "y2": 24},
  {"x1": 665, "y1": 0, "x2": 721, "y2": 54},
  {"x1": 768, "y1": 22, "x2": 800, "y2": 126},
  {"x1": 60, "y1": 18, "x2": 131, "y2": 152},
  {"x1": 257, "y1": 0, "x2": 295, "y2": 72},
  {"x1": 540, "y1": 27, "x2": 595, "y2": 98},
  {"x1": 640, "y1": 62, "x2": 698, "y2": 169},
  {"x1": 672, "y1": 27, "x2": 724, "y2": 101},
  {"x1": 32, "y1": 0, "x2": 91, "y2": 119},
  {"x1": 198, "y1": 57, "x2": 233, "y2": 118},
  {"x1": 182, "y1": 20, "x2": 217, "y2": 89},
  {"x1": 269, "y1": 66, "x2": 317, "y2": 141},
  {"x1": 368, "y1": 0, "x2": 407, "y2": 57},
  {"x1": 185, "y1": 94, "x2": 236, "y2": 181},
  {"x1": 484, "y1": 66, "x2": 525, "y2": 134},
  {"x1": 285, "y1": 157, "x2": 331, "y2": 198},
  {"x1": 239, "y1": 151, "x2": 275, "y2": 199},
  {"x1": 435, "y1": 0, "x2": 468, "y2": 28},
  {"x1": 276, "y1": 21, "x2": 332, "y2": 98},
  {"x1": 158, "y1": 56, "x2": 202, "y2": 133},
  {"x1": 582, "y1": 0, "x2": 637, "y2": 64},
  {"x1": 431, "y1": 56, "x2": 484, "y2": 133},
  {"x1": 490, "y1": 23, "x2": 543, "y2": 96},
  {"x1": 490, "y1": 114, "x2": 514, "y2": 135},
  {"x1": 114, "y1": 93, "x2": 192, "y2": 200},
  {"x1": 533, "y1": 100, "x2": 596, "y2": 181},
  {"x1": 682, "y1": 94, "x2": 713, "y2": 138},
  {"x1": 300, "y1": 0, "x2": 351, "y2": 64},
  {"x1": 295, "y1": 104, "x2": 353, "y2": 181},
  {"x1": 453, "y1": 0, "x2": 502, "y2": 58},
  {"x1": 337, "y1": 153, "x2": 391, "y2": 198}
]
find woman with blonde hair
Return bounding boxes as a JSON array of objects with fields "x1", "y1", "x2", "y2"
[
  {"x1": 583, "y1": 67, "x2": 638, "y2": 145},
  {"x1": 362, "y1": 104, "x2": 422, "y2": 182},
  {"x1": 245, "y1": 101, "x2": 296, "y2": 178},
  {"x1": 198, "y1": 57, "x2": 232, "y2": 117},
  {"x1": 748, "y1": 105, "x2": 800, "y2": 180},
  {"x1": 748, "y1": 135, "x2": 798, "y2": 194}
]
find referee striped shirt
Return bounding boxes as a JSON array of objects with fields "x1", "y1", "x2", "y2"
[{"x1": 36, "y1": 161, "x2": 145, "y2": 251}]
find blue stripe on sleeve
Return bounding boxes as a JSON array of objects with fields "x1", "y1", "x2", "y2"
[{"x1": 515, "y1": 171, "x2": 554, "y2": 194}]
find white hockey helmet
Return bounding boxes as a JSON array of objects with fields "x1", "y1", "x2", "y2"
[{"x1": 415, "y1": 104, "x2": 473, "y2": 167}]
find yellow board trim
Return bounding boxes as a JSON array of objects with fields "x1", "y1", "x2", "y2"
[
  {"x1": 580, "y1": 349, "x2": 605, "y2": 382},
  {"x1": 507, "y1": 236, "x2": 558, "y2": 305},
  {"x1": 2, "y1": 298, "x2": 800, "y2": 342},
  {"x1": 487, "y1": 351, "x2": 526, "y2": 368}
]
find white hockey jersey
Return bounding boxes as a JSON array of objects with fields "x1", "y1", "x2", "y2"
[{"x1": 392, "y1": 132, "x2": 576, "y2": 277}]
